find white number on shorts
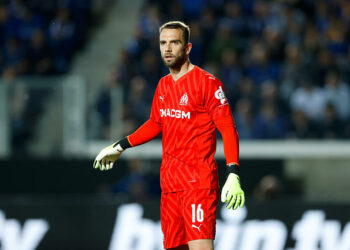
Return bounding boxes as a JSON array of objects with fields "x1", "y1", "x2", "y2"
[{"x1": 191, "y1": 204, "x2": 204, "y2": 223}]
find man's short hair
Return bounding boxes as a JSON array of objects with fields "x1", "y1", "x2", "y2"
[{"x1": 159, "y1": 21, "x2": 190, "y2": 44}]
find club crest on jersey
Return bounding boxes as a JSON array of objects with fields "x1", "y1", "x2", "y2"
[
  {"x1": 179, "y1": 93, "x2": 188, "y2": 106},
  {"x1": 215, "y1": 86, "x2": 227, "y2": 105}
]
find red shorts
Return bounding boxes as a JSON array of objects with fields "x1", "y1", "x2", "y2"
[{"x1": 160, "y1": 189, "x2": 219, "y2": 249}]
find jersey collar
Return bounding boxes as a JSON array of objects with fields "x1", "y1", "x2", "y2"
[{"x1": 170, "y1": 65, "x2": 197, "y2": 83}]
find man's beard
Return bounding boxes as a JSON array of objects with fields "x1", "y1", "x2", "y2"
[{"x1": 162, "y1": 52, "x2": 186, "y2": 69}]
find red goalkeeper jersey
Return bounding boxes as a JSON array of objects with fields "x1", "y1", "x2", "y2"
[{"x1": 148, "y1": 66, "x2": 236, "y2": 193}]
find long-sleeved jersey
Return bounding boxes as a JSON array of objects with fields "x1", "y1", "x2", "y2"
[{"x1": 128, "y1": 66, "x2": 239, "y2": 193}]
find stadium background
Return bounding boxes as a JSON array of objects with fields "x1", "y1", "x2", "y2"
[{"x1": 0, "y1": 0, "x2": 350, "y2": 249}]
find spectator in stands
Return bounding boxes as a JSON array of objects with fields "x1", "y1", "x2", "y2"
[
  {"x1": 0, "y1": 5, "x2": 10, "y2": 49},
  {"x1": 260, "y1": 80, "x2": 289, "y2": 115},
  {"x1": 199, "y1": 8, "x2": 216, "y2": 49},
  {"x1": 139, "y1": 4, "x2": 161, "y2": 40},
  {"x1": 3, "y1": 72, "x2": 32, "y2": 154},
  {"x1": 319, "y1": 103, "x2": 344, "y2": 139},
  {"x1": 49, "y1": 8, "x2": 76, "y2": 73},
  {"x1": 314, "y1": 48, "x2": 336, "y2": 85},
  {"x1": 3, "y1": 37, "x2": 25, "y2": 71},
  {"x1": 263, "y1": 26, "x2": 284, "y2": 63},
  {"x1": 114, "y1": 48, "x2": 137, "y2": 89},
  {"x1": 252, "y1": 102, "x2": 287, "y2": 139},
  {"x1": 67, "y1": 0, "x2": 92, "y2": 48},
  {"x1": 234, "y1": 98, "x2": 253, "y2": 139},
  {"x1": 125, "y1": 75, "x2": 151, "y2": 126},
  {"x1": 124, "y1": 26, "x2": 151, "y2": 64},
  {"x1": 315, "y1": 0, "x2": 329, "y2": 34},
  {"x1": 220, "y1": 1, "x2": 246, "y2": 36},
  {"x1": 340, "y1": 0, "x2": 350, "y2": 25},
  {"x1": 302, "y1": 23, "x2": 320, "y2": 65},
  {"x1": 280, "y1": 43, "x2": 304, "y2": 99},
  {"x1": 187, "y1": 21, "x2": 203, "y2": 66},
  {"x1": 94, "y1": 70, "x2": 119, "y2": 139},
  {"x1": 18, "y1": 8, "x2": 45, "y2": 42},
  {"x1": 234, "y1": 77, "x2": 259, "y2": 114},
  {"x1": 288, "y1": 110, "x2": 319, "y2": 139},
  {"x1": 323, "y1": 69, "x2": 350, "y2": 120},
  {"x1": 254, "y1": 175, "x2": 283, "y2": 201},
  {"x1": 325, "y1": 14, "x2": 348, "y2": 58},
  {"x1": 290, "y1": 77, "x2": 326, "y2": 121},
  {"x1": 138, "y1": 49, "x2": 162, "y2": 93},
  {"x1": 284, "y1": 7, "x2": 305, "y2": 45},
  {"x1": 206, "y1": 22, "x2": 238, "y2": 63},
  {"x1": 219, "y1": 48, "x2": 242, "y2": 100},
  {"x1": 248, "y1": 1, "x2": 269, "y2": 36},
  {"x1": 28, "y1": 29, "x2": 54, "y2": 75},
  {"x1": 246, "y1": 41, "x2": 280, "y2": 85},
  {"x1": 2, "y1": 65, "x2": 17, "y2": 83}
]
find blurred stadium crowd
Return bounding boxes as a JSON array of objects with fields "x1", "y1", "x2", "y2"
[
  {"x1": 2, "y1": 0, "x2": 350, "y2": 151},
  {"x1": 96, "y1": 0, "x2": 350, "y2": 140},
  {"x1": 0, "y1": 0, "x2": 96, "y2": 152},
  {"x1": 0, "y1": 0, "x2": 92, "y2": 77}
]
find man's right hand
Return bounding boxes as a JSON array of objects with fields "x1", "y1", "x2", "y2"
[{"x1": 93, "y1": 142, "x2": 124, "y2": 171}]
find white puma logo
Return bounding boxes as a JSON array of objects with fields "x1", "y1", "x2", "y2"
[
  {"x1": 159, "y1": 95, "x2": 165, "y2": 101},
  {"x1": 192, "y1": 224, "x2": 202, "y2": 232}
]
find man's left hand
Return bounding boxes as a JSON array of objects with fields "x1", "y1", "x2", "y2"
[{"x1": 221, "y1": 173, "x2": 245, "y2": 210}]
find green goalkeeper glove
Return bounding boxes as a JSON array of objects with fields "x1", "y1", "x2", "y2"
[
  {"x1": 93, "y1": 138, "x2": 131, "y2": 171},
  {"x1": 221, "y1": 164, "x2": 245, "y2": 210}
]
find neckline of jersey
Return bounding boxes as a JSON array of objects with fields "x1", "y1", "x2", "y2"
[{"x1": 170, "y1": 65, "x2": 197, "y2": 84}]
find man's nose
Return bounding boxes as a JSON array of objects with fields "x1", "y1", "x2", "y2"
[{"x1": 165, "y1": 44, "x2": 171, "y2": 52}]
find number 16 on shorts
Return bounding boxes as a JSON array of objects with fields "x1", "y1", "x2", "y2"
[{"x1": 191, "y1": 204, "x2": 204, "y2": 223}]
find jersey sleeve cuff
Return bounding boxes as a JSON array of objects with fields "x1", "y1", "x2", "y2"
[
  {"x1": 226, "y1": 163, "x2": 240, "y2": 176},
  {"x1": 114, "y1": 137, "x2": 132, "y2": 150},
  {"x1": 126, "y1": 136, "x2": 133, "y2": 147}
]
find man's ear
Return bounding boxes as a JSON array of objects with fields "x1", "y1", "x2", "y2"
[{"x1": 186, "y1": 43, "x2": 192, "y2": 56}]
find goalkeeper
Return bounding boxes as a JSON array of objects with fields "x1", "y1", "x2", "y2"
[{"x1": 94, "y1": 21, "x2": 244, "y2": 250}]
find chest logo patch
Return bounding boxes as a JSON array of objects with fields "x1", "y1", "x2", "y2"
[
  {"x1": 215, "y1": 86, "x2": 227, "y2": 104},
  {"x1": 179, "y1": 93, "x2": 188, "y2": 106}
]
